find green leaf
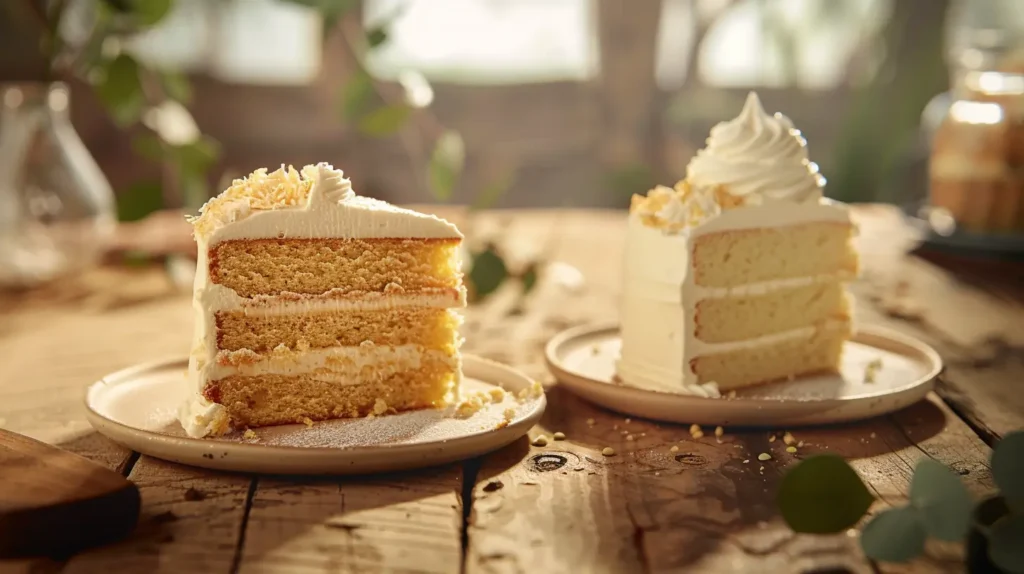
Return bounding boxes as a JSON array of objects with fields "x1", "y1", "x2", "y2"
[
  {"x1": 860, "y1": 506, "x2": 928, "y2": 563},
  {"x1": 521, "y1": 263, "x2": 539, "y2": 295},
  {"x1": 909, "y1": 458, "x2": 973, "y2": 541},
  {"x1": 777, "y1": 454, "x2": 875, "y2": 534},
  {"x1": 989, "y1": 514, "x2": 1024, "y2": 574},
  {"x1": 471, "y1": 172, "x2": 514, "y2": 210},
  {"x1": 95, "y1": 54, "x2": 145, "y2": 126},
  {"x1": 992, "y1": 431, "x2": 1024, "y2": 511},
  {"x1": 159, "y1": 70, "x2": 192, "y2": 103},
  {"x1": 127, "y1": 0, "x2": 172, "y2": 26},
  {"x1": 174, "y1": 136, "x2": 221, "y2": 175},
  {"x1": 367, "y1": 26, "x2": 388, "y2": 48},
  {"x1": 469, "y1": 246, "x2": 508, "y2": 301},
  {"x1": 131, "y1": 133, "x2": 165, "y2": 163},
  {"x1": 428, "y1": 131, "x2": 464, "y2": 202},
  {"x1": 117, "y1": 180, "x2": 164, "y2": 222},
  {"x1": 357, "y1": 104, "x2": 412, "y2": 137},
  {"x1": 340, "y1": 71, "x2": 375, "y2": 120}
]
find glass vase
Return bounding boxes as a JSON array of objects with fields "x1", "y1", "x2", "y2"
[{"x1": 0, "y1": 82, "x2": 115, "y2": 289}]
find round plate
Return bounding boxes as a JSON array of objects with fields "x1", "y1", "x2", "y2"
[
  {"x1": 545, "y1": 324, "x2": 941, "y2": 427},
  {"x1": 85, "y1": 355, "x2": 545, "y2": 475}
]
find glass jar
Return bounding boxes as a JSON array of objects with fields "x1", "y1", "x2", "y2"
[
  {"x1": 928, "y1": 3, "x2": 1024, "y2": 235},
  {"x1": 0, "y1": 83, "x2": 116, "y2": 288}
]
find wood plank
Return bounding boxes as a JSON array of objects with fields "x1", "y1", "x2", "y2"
[
  {"x1": 62, "y1": 457, "x2": 253, "y2": 574},
  {"x1": 850, "y1": 205, "x2": 1024, "y2": 442},
  {"x1": 237, "y1": 467, "x2": 463, "y2": 574},
  {"x1": 465, "y1": 208, "x2": 996, "y2": 573}
]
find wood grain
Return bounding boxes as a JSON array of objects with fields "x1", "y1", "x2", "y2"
[
  {"x1": 62, "y1": 457, "x2": 253, "y2": 574},
  {"x1": 238, "y1": 467, "x2": 463, "y2": 574},
  {"x1": 0, "y1": 430, "x2": 140, "y2": 558}
]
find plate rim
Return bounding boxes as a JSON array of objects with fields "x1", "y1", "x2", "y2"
[
  {"x1": 544, "y1": 322, "x2": 943, "y2": 405},
  {"x1": 84, "y1": 353, "x2": 546, "y2": 459}
]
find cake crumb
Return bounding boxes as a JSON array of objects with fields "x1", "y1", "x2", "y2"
[
  {"x1": 670, "y1": 445, "x2": 679, "y2": 453},
  {"x1": 783, "y1": 432, "x2": 796, "y2": 445},
  {"x1": 743, "y1": 459, "x2": 750, "y2": 464},
  {"x1": 626, "y1": 434, "x2": 635, "y2": 441},
  {"x1": 689, "y1": 424, "x2": 701, "y2": 434},
  {"x1": 373, "y1": 398, "x2": 389, "y2": 416},
  {"x1": 301, "y1": 417, "x2": 314, "y2": 427},
  {"x1": 768, "y1": 434, "x2": 777, "y2": 443},
  {"x1": 715, "y1": 426, "x2": 724, "y2": 438},
  {"x1": 243, "y1": 429, "x2": 258, "y2": 441},
  {"x1": 488, "y1": 388, "x2": 507, "y2": 402},
  {"x1": 553, "y1": 431, "x2": 566, "y2": 441},
  {"x1": 503, "y1": 408, "x2": 516, "y2": 422},
  {"x1": 532, "y1": 435, "x2": 549, "y2": 447},
  {"x1": 864, "y1": 358, "x2": 884, "y2": 383},
  {"x1": 654, "y1": 472, "x2": 661, "y2": 477},
  {"x1": 758, "y1": 453, "x2": 772, "y2": 461},
  {"x1": 786, "y1": 446, "x2": 798, "y2": 453},
  {"x1": 797, "y1": 441, "x2": 805, "y2": 448},
  {"x1": 726, "y1": 390, "x2": 737, "y2": 399},
  {"x1": 586, "y1": 418, "x2": 595, "y2": 426},
  {"x1": 602, "y1": 447, "x2": 616, "y2": 456},
  {"x1": 624, "y1": 418, "x2": 631, "y2": 424},
  {"x1": 870, "y1": 432, "x2": 876, "y2": 439}
]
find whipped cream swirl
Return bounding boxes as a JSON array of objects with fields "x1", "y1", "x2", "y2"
[
  {"x1": 309, "y1": 162, "x2": 355, "y2": 204},
  {"x1": 686, "y1": 92, "x2": 825, "y2": 204}
]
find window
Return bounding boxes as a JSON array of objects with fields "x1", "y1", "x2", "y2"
[{"x1": 363, "y1": 0, "x2": 599, "y2": 84}]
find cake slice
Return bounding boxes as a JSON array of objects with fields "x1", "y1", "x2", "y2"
[
  {"x1": 179, "y1": 163, "x2": 465, "y2": 437},
  {"x1": 617, "y1": 93, "x2": 860, "y2": 395}
]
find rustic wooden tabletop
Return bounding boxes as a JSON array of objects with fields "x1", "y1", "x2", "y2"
[{"x1": 1, "y1": 205, "x2": 1022, "y2": 574}]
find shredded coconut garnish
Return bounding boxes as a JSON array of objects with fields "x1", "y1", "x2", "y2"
[
  {"x1": 188, "y1": 164, "x2": 320, "y2": 239},
  {"x1": 630, "y1": 180, "x2": 746, "y2": 232}
]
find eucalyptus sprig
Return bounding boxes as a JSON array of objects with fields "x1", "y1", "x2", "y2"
[{"x1": 778, "y1": 430, "x2": 1024, "y2": 572}]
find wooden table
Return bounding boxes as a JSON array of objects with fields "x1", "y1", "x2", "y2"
[{"x1": 1, "y1": 205, "x2": 1021, "y2": 573}]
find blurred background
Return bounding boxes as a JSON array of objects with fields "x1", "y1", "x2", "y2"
[{"x1": 1, "y1": 0, "x2": 1024, "y2": 290}]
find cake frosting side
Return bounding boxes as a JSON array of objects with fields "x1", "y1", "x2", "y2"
[
  {"x1": 180, "y1": 163, "x2": 466, "y2": 437},
  {"x1": 617, "y1": 93, "x2": 858, "y2": 395}
]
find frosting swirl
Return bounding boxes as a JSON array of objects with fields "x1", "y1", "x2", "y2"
[{"x1": 686, "y1": 92, "x2": 825, "y2": 204}]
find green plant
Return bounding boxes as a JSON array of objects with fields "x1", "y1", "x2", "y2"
[{"x1": 778, "y1": 430, "x2": 1024, "y2": 572}]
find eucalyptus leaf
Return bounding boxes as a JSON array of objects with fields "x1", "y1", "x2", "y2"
[
  {"x1": 860, "y1": 506, "x2": 928, "y2": 563},
  {"x1": 521, "y1": 263, "x2": 539, "y2": 295},
  {"x1": 159, "y1": 70, "x2": 192, "y2": 103},
  {"x1": 126, "y1": 0, "x2": 172, "y2": 26},
  {"x1": 358, "y1": 104, "x2": 412, "y2": 137},
  {"x1": 909, "y1": 458, "x2": 973, "y2": 541},
  {"x1": 131, "y1": 133, "x2": 164, "y2": 162},
  {"x1": 95, "y1": 54, "x2": 144, "y2": 126},
  {"x1": 340, "y1": 71, "x2": 375, "y2": 120},
  {"x1": 117, "y1": 180, "x2": 164, "y2": 222},
  {"x1": 777, "y1": 454, "x2": 875, "y2": 534},
  {"x1": 367, "y1": 26, "x2": 388, "y2": 48},
  {"x1": 469, "y1": 246, "x2": 508, "y2": 301},
  {"x1": 428, "y1": 131, "x2": 464, "y2": 202},
  {"x1": 991, "y1": 431, "x2": 1024, "y2": 511},
  {"x1": 989, "y1": 514, "x2": 1024, "y2": 574}
]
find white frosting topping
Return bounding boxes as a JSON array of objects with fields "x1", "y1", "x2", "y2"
[
  {"x1": 178, "y1": 162, "x2": 465, "y2": 437},
  {"x1": 686, "y1": 92, "x2": 825, "y2": 206}
]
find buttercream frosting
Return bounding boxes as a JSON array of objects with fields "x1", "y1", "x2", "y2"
[{"x1": 687, "y1": 91, "x2": 825, "y2": 206}]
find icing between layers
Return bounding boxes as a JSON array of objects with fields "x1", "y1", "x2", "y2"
[
  {"x1": 687, "y1": 91, "x2": 825, "y2": 206},
  {"x1": 179, "y1": 163, "x2": 465, "y2": 438},
  {"x1": 208, "y1": 344, "x2": 459, "y2": 382}
]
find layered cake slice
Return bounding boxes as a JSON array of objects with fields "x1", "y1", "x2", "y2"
[
  {"x1": 179, "y1": 163, "x2": 465, "y2": 437},
  {"x1": 617, "y1": 93, "x2": 860, "y2": 395}
]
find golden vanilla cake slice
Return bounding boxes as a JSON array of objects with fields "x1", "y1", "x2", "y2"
[
  {"x1": 617, "y1": 92, "x2": 860, "y2": 395},
  {"x1": 179, "y1": 163, "x2": 466, "y2": 438}
]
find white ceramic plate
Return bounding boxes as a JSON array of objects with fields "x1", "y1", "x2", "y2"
[
  {"x1": 545, "y1": 324, "x2": 941, "y2": 427},
  {"x1": 85, "y1": 355, "x2": 545, "y2": 475}
]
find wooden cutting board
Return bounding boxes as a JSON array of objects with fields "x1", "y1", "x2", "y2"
[{"x1": 0, "y1": 429, "x2": 140, "y2": 557}]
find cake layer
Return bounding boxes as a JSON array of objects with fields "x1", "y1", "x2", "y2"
[
  {"x1": 210, "y1": 237, "x2": 461, "y2": 298},
  {"x1": 204, "y1": 359, "x2": 456, "y2": 428},
  {"x1": 693, "y1": 222, "x2": 857, "y2": 288},
  {"x1": 690, "y1": 322, "x2": 850, "y2": 390},
  {"x1": 216, "y1": 307, "x2": 460, "y2": 353},
  {"x1": 695, "y1": 281, "x2": 850, "y2": 343},
  {"x1": 210, "y1": 343, "x2": 457, "y2": 381}
]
